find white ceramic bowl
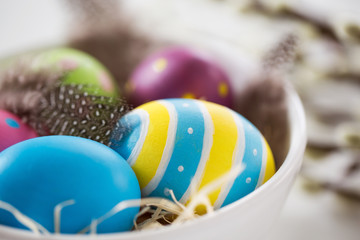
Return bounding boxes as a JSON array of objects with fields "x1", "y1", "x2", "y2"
[{"x1": 0, "y1": 83, "x2": 306, "y2": 240}]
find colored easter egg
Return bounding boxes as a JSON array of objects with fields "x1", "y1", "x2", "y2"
[
  {"x1": 0, "y1": 136, "x2": 140, "y2": 233},
  {"x1": 111, "y1": 99, "x2": 275, "y2": 210},
  {"x1": 33, "y1": 48, "x2": 118, "y2": 97},
  {"x1": 0, "y1": 110, "x2": 37, "y2": 152},
  {"x1": 127, "y1": 47, "x2": 233, "y2": 107}
]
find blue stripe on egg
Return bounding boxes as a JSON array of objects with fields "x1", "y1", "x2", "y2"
[
  {"x1": 114, "y1": 112, "x2": 141, "y2": 160},
  {"x1": 220, "y1": 115, "x2": 264, "y2": 208},
  {"x1": 213, "y1": 111, "x2": 246, "y2": 209},
  {"x1": 112, "y1": 109, "x2": 149, "y2": 166},
  {"x1": 179, "y1": 100, "x2": 214, "y2": 203},
  {"x1": 149, "y1": 99, "x2": 205, "y2": 200}
]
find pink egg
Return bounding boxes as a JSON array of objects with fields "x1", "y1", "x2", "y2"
[
  {"x1": 0, "y1": 110, "x2": 38, "y2": 151},
  {"x1": 127, "y1": 46, "x2": 234, "y2": 107}
]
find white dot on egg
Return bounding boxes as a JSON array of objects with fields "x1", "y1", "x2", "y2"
[
  {"x1": 182, "y1": 103, "x2": 189, "y2": 107},
  {"x1": 178, "y1": 165, "x2": 184, "y2": 172},
  {"x1": 246, "y1": 177, "x2": 251, "y2": 184},
  {"x1": 253, "y1": 149, "x2": 257, "y2": 156},
  {"x1": 187, "y1": 127, "x2": 194, "y2": 134}
]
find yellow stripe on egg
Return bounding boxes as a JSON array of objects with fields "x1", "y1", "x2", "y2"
[
  {"x1": 142, "y1": 100, "x2": 178, "y2": 196},
  {"x1": 262, "y1": 140, "x2": 275, "y2": 184},
  {"x1": 133, "y1": 102, "x2": 171, "y2": 189},
  {"x1": 214, "y1": 111, "x2": 246, "y2": 209},
  {"x1": 197, "y1": 101, "x2": 238, "y2": 205}
]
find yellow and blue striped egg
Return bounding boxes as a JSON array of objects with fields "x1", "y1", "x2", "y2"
[{"x1": 111, "y1": 99, "x2": 275, "y2": 209}]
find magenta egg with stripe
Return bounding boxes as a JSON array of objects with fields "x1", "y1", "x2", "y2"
[{"x1": 0, "y1": 110, "x2": 37, "y2": 152}]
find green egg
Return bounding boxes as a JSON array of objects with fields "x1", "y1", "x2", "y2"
[{"x1": 33, "y1": 48, "x2": 119, "y2": 98}]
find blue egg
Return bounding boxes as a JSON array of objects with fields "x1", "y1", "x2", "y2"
[{"x1": 0, "y1": 136, "x2": 140, "y2": 234}]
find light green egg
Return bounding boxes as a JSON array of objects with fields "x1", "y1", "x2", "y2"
[{"x1": 33, "y1": 48, "x2": 119, "y2": 98}]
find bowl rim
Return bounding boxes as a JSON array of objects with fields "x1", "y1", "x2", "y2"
[{"x1": 0, "y1": 83, "x2": 307, "y2": 239}]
